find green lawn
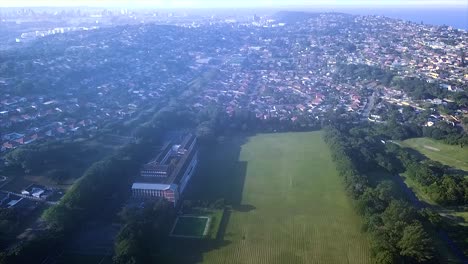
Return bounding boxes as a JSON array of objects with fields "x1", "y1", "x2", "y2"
[
  {"x1": 172, "y1": 216, "x2": 210, "y2": 238},
  {"x1": 401, "y1": 173, "x2": 438, "y2": 206},
  {"x1": 197, "y1": 132, "x2": 371, "y2": 264},
  {"x1": 55, "y1": 254, "x2": 113, "y2": 264},
  {"x1": 399, "y1": 138, "x2": 468, "y2": 171},
  {"x1": 206, "y1": 209, "x2": 223, "y2": 239}
]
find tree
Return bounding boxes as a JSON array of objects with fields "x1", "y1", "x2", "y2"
[
  {"x1": 113, "y1": 200, "x2": 175, "y2": 263},
  {"x1": 113, "y1": 237, "x2": 138, "y2": 264},
  {"x1": 196, "y1": 121, "x2": 215, "y2": 142},
  {"x1": 440, "y1": 176, "x2": 463, "y2": 204},
  {"x1": 381, "y1": 200, "x2": 416, "y2": 225},
  {"x1": 398, "y1": 222, "x2": 435, "y2": 262},
  {"x1": 374, "y1": 250, "x2": 396, "y2": 264},
  {"x1": 419, "y1": 208, "x2": 443, "y2": 227},
  {"x1": 45, "y1": 169, "x2": 70, "y2": 184}
]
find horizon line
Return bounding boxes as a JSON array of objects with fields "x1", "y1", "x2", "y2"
[
  {"x1": 1, "y1": 3, "x2": 467, "y2": 9},
  {"x1": 1, "y1": 6, "x2": 467, "y2": 9}
]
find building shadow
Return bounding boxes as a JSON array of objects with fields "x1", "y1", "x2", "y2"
[
  {"x1": 185, "y1": 136, "x2": 249, "y2": 205},
  {"x1": 169, "y1": 135, "x2": 251, "y2": 263},
  {"x1": 232, "y1": 204, "x2": 256, "y2": 212}
]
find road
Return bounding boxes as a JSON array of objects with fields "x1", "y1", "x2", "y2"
[{"x1": 362, "y1": 91, "x2": 377, "y2": 119}]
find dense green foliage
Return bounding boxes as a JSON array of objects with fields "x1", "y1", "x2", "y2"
[
  {"x1": 5, "y1": 141, "x2": 86, "y2": 176},
  {"x1": 422, "y1": 123, "x2": 468, "y2": 146},
  {"x1": 113, "y1": 200, "x2": 175, "y2": 264},
  {"x1": 0, "y1": 209, "x2": 20, "y2": 239},
  {"x1": 323, "y1": 126, "x2": 437, "y2": 263},
  {"x1": 396, "y1": 151, "x2": 468, "y2": 206},
  {"x1": 335, "y1": 63, "x2": 394, "y2": 86},
  {"x1": 369, "y1": 109, "x2": 467, "y2": 146},
  {"x1": 336, "y1": 63, "x2": 468, "y2": 108},
  {"x1": 393, "y1": 77, "x2": 445, "y2": 101}
]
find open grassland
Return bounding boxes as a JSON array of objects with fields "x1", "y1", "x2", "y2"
[
  {"x1": 400, "y1": 138, "x2": 468, "y2": 171},
  {"x1": 196, "y1": 132, "x2": 371, "y2": 264}
]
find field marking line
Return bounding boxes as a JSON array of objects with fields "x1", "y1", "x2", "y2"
[
  {"x1": 203, "y1": 217, "x2": 211, "y2": 236},
  {"x1": 289, "y1": 173, "x2": 293, "y2": 188},
  {"x1": 423, "y1": 145, "x2": 440, "y2": 151},
  {"x1": 170, "y1": 215, "x2": 211, "y2": 238},
  {"x1": 419, "y1": 145, "x2": 468, "y2": 166},
  {"x1": 169, "y1": 216, "x2": 180, "y2": 235}
]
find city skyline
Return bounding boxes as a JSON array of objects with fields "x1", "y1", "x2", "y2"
[{"x1": 0, "y1": 0, "x2": 467, "y2": 8}]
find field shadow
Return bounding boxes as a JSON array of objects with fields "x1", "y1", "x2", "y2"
[
  {"x1": 402, "y1": 147, "x2": 468, "y2": 174},
  {"x1": 232, "y1": 204, "x2": 256, "y2": 212},
  {"x1": 185, "y1": 136, "x2": 249, "y2": 206},
  {"x1": 396, "y1": 174, "x2": 432, "y2": 209},
  {"x1": 401, "y1": 147, "x2": 427, "y2": 161},
  {"x1": 216, "y1": 208, "x2": 232, "y2": 240},
  {"x1": 66, "y1": 223, "x2": 119, "y2": 255},
  {"x1": 447, "y1": 168, "x2": 468, "y2": 176},
  {"x1": 163, "y1": 238, "x2": 232, "y2": 263},
  {"x1": 170, "y1": 136, "x2": 251, "y2": 263}
]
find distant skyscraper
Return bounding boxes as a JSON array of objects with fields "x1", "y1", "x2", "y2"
[{"x1": 253, "y1": 14, "x2": 260, "y2": 22}]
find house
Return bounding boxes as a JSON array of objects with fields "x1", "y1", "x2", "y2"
[
  {"x1": 21, "y1": 184, "x2": 48, "y2": 198},
  {"x1": 131, "y1": 133, "x2": 198, "y2": 206},
  {"x1": 2, "y1": 141, "x2": 19, "y2": 151},
  {"x1": 24, "y1": 134, "x2": 38, "y2": 145},
  {"x1": 0, "y1": 192, "x2": 23, "y2": 209},
  {"x1": 0, "y1": 192, "x2": 39, "y2": 215},
  {"x1": 2, "y1": 132, "x2": 25, "y2": 141}
]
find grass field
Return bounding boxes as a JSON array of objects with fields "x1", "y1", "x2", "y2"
[
  {"x1": 399, "y1": 138, "x2": 468, "y2": 171},
  {"x1": 183, "y1": 131, "x2": 371, "y2": 264},
  {"x1": 171, "y1": 216, "x2": 210, "y2": 238},
  {"x1": 55, "y1": 254, "x2": 113, "y2": 264}
]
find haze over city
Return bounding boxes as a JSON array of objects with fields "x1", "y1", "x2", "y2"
[
  {"x1": 1, "y1": 0, "x2": 467, "y2": 7},
  {"x1": 0, "y1": 1, "x2": 466, "y2": 264}
]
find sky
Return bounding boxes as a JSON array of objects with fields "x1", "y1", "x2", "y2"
[{"x1": 0, "y1": 0, "x2": 466, "y2": 8}]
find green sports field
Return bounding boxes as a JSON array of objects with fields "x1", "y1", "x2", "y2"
[
  {"x1": 399, "y1": 137, "x2": 468, "y2": 171},
  {"x1": 199, "y1": 131, "x2": 371, "y2": 264},
  {"x1": 171, "y1": 216, "x2": 210, "y2": 238}
]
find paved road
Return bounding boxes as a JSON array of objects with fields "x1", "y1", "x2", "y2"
[
  {"x1": 362, "y1": 91, "x2": 377, "y2": 119},
  {"x1": 2, "y1": 191, "x2": 58, "y2": 205}
]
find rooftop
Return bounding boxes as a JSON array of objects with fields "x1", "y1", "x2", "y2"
[
  {"x1": 131, "y1": 183, "x2": 176, "y2": 191},
  {"x1": 135, "y1": 133, "x2": 197, "y2": 186}
]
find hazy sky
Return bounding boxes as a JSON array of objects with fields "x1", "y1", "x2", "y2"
[{"x1": 0, "y1": 0, "x2": 466, "y2": 8}]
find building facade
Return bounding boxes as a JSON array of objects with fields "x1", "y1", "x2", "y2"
[{"x1": 131, "y1": 133, "x2": 198, "y2": 206}]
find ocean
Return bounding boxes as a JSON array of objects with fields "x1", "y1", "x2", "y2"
[{"x1": 332, "y1": 8, "x2": 468, "y2": 30}]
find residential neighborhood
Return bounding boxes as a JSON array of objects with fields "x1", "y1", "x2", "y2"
[{"x1": 0, "y1": 7, "x2": 466, "y2": 264}]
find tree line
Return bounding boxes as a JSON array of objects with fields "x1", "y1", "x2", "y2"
[
  {"x1": 389, "y1": 146, "x2": 468, "y2": 206},
  {"x1": 336, "y1": 63, "x2": 468, "y2": 108},
  {"x1": 113, "y1": 200, "x2": 175, "y2": 264},
  {"x1": 323, "y1": 125, "x2": 438, "y2": 264}
]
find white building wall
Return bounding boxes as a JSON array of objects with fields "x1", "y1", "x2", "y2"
[
  {"x1": 179, "y1": 152, "x2": 198, "y2": 194},
  {"x1": 132, "y1": 188, "x2": 165, "y2": 198}
]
